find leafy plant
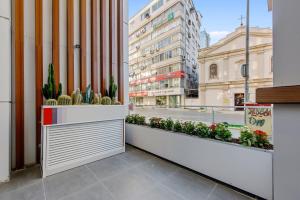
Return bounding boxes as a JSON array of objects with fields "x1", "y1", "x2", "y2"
[
  {"x1": 215, "y1": 123, "x2": 232, "y2": 141},
  {"x1": 125, "y1": 114, "x2": 145, "y2": 125},
  {"x1": 194, "y1": 122, "x2": 210, "y2": 138},
  {"x1": 164, "y1": 118, "x2": 174, "y2": 131},
  {"x1": 182, "y1": 121, "x2": 195, "y2": 135},
  {"x1": 106, "y1": 76, "x2": 118, "y2": 101},
  {"x1": 42, "y1": 64, "x2": 62, "y2": 100},
  {"x1": 160, "y1": 119, "x2": 167, "y2": 129},
  {"x1": 209, "y1": 124, "x2": 217, "y2": 139},
  {"x1": 149, "y1": 117, "x2": 162, "y2": 128},
  {"x1": 173, "y1": 120, "x2": 182, "y2": 132},
  {"x1": 240, "y1": 126, "x2": 255, "y2": 146},
  {"x1": 254, "y1": 130, "x2": 270, "y2": 148}
]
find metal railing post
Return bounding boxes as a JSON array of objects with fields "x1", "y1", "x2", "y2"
[{"x1": 212, "y1": 107, "x2": 215, "y2": 124}]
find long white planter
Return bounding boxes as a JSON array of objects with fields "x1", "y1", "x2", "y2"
[
  {"x1": 126, "y1": 124, "x2": 273, "y2": 200},
  {"x1": 41, "y1": 105, "x2": 127, "y2": 178}
]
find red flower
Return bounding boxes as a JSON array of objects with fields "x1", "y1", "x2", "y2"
[
  {"x1": 254, "y1": 130, "x2": 267, "y2": 136},
  {"x1": 210, "y1": 124, "x2": 217, "y2": 131}
]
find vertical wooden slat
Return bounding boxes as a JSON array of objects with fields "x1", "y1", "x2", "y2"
[
  {"x1": 100, "y1": 0, "x2": 108, "y2": 95},
  {"x1": 35, "y1": 0, "x2": 43, "y2": 163},
  {"x1": 14, "y1": 0, "x2": 25, "y2": 169},
  {"x1": 91, "y1": 0, "x2": 98, "y2": 93},
  {"x1": 117, "y1": 0, "x2": 124, "y2": 104},
  {"x1": 67, "y1": 0, "x2": 74, "y2": 95},
  {"x1": 52, "y1": 0, "x2": 60, "y2": 87},
  {"x1": 80, "y1": 0, "x2": 87, "y2": 91},
  {"x1": 109, "y1": 0, "x2": 116, "y2": 78}
]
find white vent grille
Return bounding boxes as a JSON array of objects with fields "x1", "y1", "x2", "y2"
[{"x1": 46, "y1": 120, "x2": 124, "y2": 168}]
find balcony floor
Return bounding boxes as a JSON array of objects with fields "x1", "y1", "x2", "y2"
[{"x1": 0, "y1": 145, "x2": 254, "y2": 200}]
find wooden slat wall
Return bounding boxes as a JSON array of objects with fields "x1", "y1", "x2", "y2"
[
  {"x1": 35, "y1": 0, "x2": 43, "y2": 163},
  {"x1": 91, "y1": 0, "x2": 98, "y2": 93},
  {"x1": 80, "y1": 0, "x2": 87, "y2": 91},
  {"x1": 109, "y1": 0, "x2": 117, "y2": 78},
  {"x1": 67, "y1": 0, "x2": 74, "y2": 95},
  {"x1": 52, "y1": 0, "x2": 60, "y2": 87},
  {"x1": 100, "y1": 0, "x2": 108, "y2": 95},
  {"x1": 117, "y1": 0, "x2": 124, "y2": 104},
  {"x1": 14, "y1": 0, "x2": 25, "y2": 169},
  {"x1": 257, "y1": 85, "x2": 300, "y2": 104}
]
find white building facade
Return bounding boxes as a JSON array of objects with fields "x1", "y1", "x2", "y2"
[
  {"x1": 129, "y1": 0, "x2": 201, "y2": 107},
  {"x1": 198, "y1": 27, "x2": 273, "y2": 107}
]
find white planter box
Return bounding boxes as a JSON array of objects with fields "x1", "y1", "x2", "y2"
[
  {"x1": 126, "y1": 124, "x2": 273, "y2": 200},
  {"x1": 41, "y1": 105, "x2": 127, "y2": 178}
]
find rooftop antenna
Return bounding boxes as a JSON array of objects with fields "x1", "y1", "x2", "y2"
[{"x1": 239, "y1": 15, "x2": 245, "y2": 26}]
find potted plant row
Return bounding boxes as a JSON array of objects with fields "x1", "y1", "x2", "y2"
[{"x1": 43, "y1": 64, "x2": 121, "y2": 106}]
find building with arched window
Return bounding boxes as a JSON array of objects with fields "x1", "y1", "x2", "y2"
[{"x1": 198, "y1": 26, "x2": 273, "y2": 107}]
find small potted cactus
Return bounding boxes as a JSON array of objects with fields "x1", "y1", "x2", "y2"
[
  {"x1": 101, "y1": 96, "x2": 112, "y2": 105},
  {"x1": 58, "y1": 95, "x2": 72, "y2": 105}
]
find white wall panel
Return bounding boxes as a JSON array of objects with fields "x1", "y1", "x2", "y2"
[{"x1": 0, "y1": 0, "x2": 10, "y2": 19}]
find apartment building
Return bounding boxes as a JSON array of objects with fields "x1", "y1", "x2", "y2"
[{"x1": 129, "y1": 0, "x2": 201, "y2": 107}]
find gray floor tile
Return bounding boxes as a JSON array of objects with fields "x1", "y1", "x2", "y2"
[
  {"x1": 0, "y1": 165, "x2": 41, "y2": 194},
  {"x1": 102, "y1": 168, "x2": 156, "y2": 200},
  {"x1": 44, "y1": 166, "x2": 97, "y2": 200},
  {"x1": 161, "y1": 168, "x2": 216, "y2": 200},
  {"x1": 136, "y1": 157, "x2": 181, "y2": 182},
  {"x1": 87, "y1": 155, "x2": 131, "y2": 180},
  {"x1": 128, "y1": 185, "x2": 185, "y2": 200},
  {"x1": 61, "y1": 182, "x2": 114, "y2": 200},
  {"x1": 207, "y1": 184, "x2": 254, "y2": 200},
  {"x1": 0, "y1": 182, "x2": 44, "y2": 200},
  {"x1": 125, "y1": 144, "x2": 136, "y2": 152},
  {"x1": 118, "y1": 148, "x2": 155, "y2": 167}
]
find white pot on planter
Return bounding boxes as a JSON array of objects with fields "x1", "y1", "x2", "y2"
[{"x1": 126, "y1": 124, "x2": 273, "y2": 200}]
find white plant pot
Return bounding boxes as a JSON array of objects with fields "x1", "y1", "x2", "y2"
[{"x1": 126, "y1": 124, "x2": 273, "y2": 200}]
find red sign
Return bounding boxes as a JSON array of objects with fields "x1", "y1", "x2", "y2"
[{"x1": 129, "y1": 70, "x2": 184, "y2": 86}]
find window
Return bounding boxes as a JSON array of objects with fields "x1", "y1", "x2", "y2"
[
  {"x1": 209, "y1": 64, "x2": 218, "y2": 79},
  {"x1": 141, "y1": 9, "x2": 150, "y2": 21},
  {"x1": 152, "y1": 0, "x2": 163, "y2": 12}
]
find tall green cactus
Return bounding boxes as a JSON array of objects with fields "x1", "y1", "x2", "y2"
[
  {"x1": 58, "y1": 95, "x2": 72, "y2": 105},
  {"x1": 72, "y1": 88, "x2": 83, "y2": 105},
  {"x1": 83, "y1": 84, "x2": 94, "y2": 104},
  {"x1": 45, "y1": 99, "x2": 58, "y2": 106},
  {"x1": 42, "y1": 64, "x2": 62, "y2": 100},
  {"x1": 105, "y1": 76, "x2": 118, "y2": 101}
]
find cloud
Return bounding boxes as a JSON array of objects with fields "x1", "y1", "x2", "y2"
[{"x1": 209, "y1": 31, "x2": 230, "y2": 44}]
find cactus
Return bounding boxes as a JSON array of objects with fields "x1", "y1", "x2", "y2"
[
  {"x1": 113, "y1": 100, "x2": 121, "y2": 105},
  {"x1": 58, "y1": 95, "x2": 72, "y2": 105},
  {"x1": 71, "y1": 88, "x2": 83, "y2": 105},
  {"x1": 45, "y1": 99, "x2": 58, "y2": 106},
  {"x1": 101, "y1": 96, "x2": 112, "y2": 105},
  {"x1": 83, "y1": 84, "x2": 94, "y2": 104},
  {"x1": 42, "y1": 63, "x2": 62, "y2": 100},
  {"x1": 105, "y1": 76, "x2": 118, "y2": 101},
  {"x1": 93, "y1": 93, "x2": 101, "y2": 104}
]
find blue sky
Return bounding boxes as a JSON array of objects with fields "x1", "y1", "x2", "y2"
[{"x1": 129, "y1": 0, "x2": 272, "y2": 44}]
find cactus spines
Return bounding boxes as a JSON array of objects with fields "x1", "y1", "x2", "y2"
[
  {"x1": 42, "y1": 63, "x2": 62, "y2": 100},
  {"x1": 45, "y1": 99, "x2": 58, "y2": 106},
  {"x1": 72, "y1": 89, "x2": 83, "y2": 105},
  {"x1": 101, "y1": 96, "x2": 112, "y2": 105},
  {"x1": 58, "y1": 95, "x2": 72, "y2": 105},
  {"x1": 93, "y1": 93, "x2": 101, "y2": 104}
]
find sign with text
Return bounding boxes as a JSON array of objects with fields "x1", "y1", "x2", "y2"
[{"x1": 245, "y1": 104, "x2": 273, "y2": 139}]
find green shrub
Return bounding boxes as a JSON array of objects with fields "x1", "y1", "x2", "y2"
[
  {"x1": 125, "y1": 114, "x2": 145, "y2": 125},
  {"x1": 173, "y1": 120, "x2": 182, "y2": 132},
  {"x1": 215, "y1": 123, "x2": 232, "y2": 141},
  {"x1": 240, "y1": 126, "x2": 255, "y2": 146},
  {"x1": 182, "y1": 121, "x2": 195, "y2": 135},
  {"x1": 194, "y1": 122, "x2": 210, "y2": 138},
  {"x1": 149, "y1": 117, "x2": 162, "y2": 128},
  {"x1": 160, "y1": 119, "x2": 167, "y2": 129},
  {"x1": 164, "y1": 118, "x2": 174, "y2": 131}
]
